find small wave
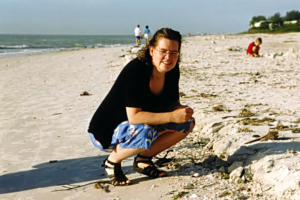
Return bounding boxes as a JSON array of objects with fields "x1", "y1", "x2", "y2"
[
  {"x1": 91, "y1": 43, "x2": 128, "y2": 48},
  {"x1": 0, "y1": 45, "x2": 29, "y2": 49},
  {"x1": 107, "y1": 44, "x2": 123, "y2": 48},
  {"x1": 73, "y1": 43, "x2": 84, "y2": 47},
  {"x1": 88, "y1": 43, "x2": 104, "y2": 48}
]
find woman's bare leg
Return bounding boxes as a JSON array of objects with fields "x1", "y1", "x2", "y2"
[
  {"x1": 144, "y1": 130, "x2": 185, "y2": 156},
  {"x1": 105, "y1": 145, "x2": 145, "y2": 185},
  {"x1": 109, "y1": 145, "x2": 145, "y2": 163},
  {"x1": 136, "y1": 121, "x2": 195, "y2": 174},
  {"x1": 106, "y1": 121, "x2": 195, "y2": 180},
  {"x1": 143, "y1": 120, "x2": 194, "y2": 157},
  {"x1": 109, "y1": 121, "x2": 194, "y2": 161}
]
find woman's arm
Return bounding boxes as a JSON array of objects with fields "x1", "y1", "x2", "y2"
[{"x1": 126, "y1": 104, "x2": 193, "y2": 125}]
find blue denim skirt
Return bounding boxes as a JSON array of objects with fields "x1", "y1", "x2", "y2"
[{"x1": 89, "y1": 118, "x2": 194, "y2": 152}]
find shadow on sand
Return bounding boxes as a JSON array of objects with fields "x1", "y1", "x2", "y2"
[
  {"x1": 0, "y1": 155, "x2": 138, "y2": 194},
  {"x1": 2, "y1": 141, "x2": 300, "y2": 194}
]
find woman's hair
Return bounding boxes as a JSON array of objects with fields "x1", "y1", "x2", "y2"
[{"x1": 137, "y1": 27, "x2": 182, "y2": 69}]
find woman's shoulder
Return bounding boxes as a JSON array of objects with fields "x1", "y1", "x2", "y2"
[{"x1": 124, "y1": 58, "x2": 151, "y2": 74}]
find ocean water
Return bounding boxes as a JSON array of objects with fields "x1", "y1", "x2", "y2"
[{"x1": 0, "y1": 34, "x2": 136, "y2": 58}]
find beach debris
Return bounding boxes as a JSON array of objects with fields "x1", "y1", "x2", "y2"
[
  {"x1": 172, "y1": 191, "x2": 189, "y2": 199},
  {"x1": 166, "y1": 190, "x2": 177, "y2": 195},
  {"x1": 199, "y1": 182, "x2": 217, "y2": 189},
  {"x1": 179, "y1": 92, "x2": 186, "y2": 98},
  {"x1": 94, "y1": 182, "x2": 109, "y2": 192},
  {"x1": 238, "y1": 108, "x2": 255, "y2": 117},
  {"x1": 292, "y1": 128, "x2": 300, "y2": 133},
  {"x1": 52, "y1": 113, "x2": 62, "y2": 115},
  {"x1": 237, "y1": 127, "x2": 253, "y2": 133},
  {"x1": 227, "y1": 46, "x2": 244, "y2": 52},
  {"x1": 200, "y1": 92, "x2": 217, "y2": 98},
  {"x1": 244, "y1": 129, "x2": 278, "y2": 144},
  {"x1": 218, "y1": 190, "x2": 230, "y2": 197},
  {"x1": 189, "y1": 194, "x2": 200, "y2": 199},
  {"x1": 151, "y1": 184, "x2": 157, "y2": 190},
  {"x1": 52, "y1": 179, "x2": 111, "y2": 192},
  {"x1": 240, "y1": 117, "x2": 275, "y2": 126},
  {"x1": 217, "y1": 172, "x2": 230, "y2": 179},
  {"x1": 191, "y1": 173, "x2": 200, "y2": 177},
  {"x1": 286, "y1": 149, "x2": 298, "y2": 155},
  {"x1": 80, "y1": 91, "x2": 91, "y2": 96},
  {"x1": 214, "y1": 46, "x2": 245, "y2": 52},
  {"x1": 183, "y1": 183, "x2": 195, "y2": 189},
  {"x1": 53, "y1": 170, "x2": 129, "y2": 192},
  {"x1": 212, "y1": 105, "x2": 227, "y2": 112},
  {"x1": 49, "y1": 160, "x2": 58, "y2": 163}
]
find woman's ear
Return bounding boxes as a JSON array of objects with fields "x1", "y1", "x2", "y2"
[{"x1": 149, "y1": 47, "x2": 154, "y2": 57}]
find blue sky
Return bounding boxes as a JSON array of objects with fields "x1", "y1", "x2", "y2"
[{"x1": 1, "y1": 0, "x2": 299, "y2": 35}]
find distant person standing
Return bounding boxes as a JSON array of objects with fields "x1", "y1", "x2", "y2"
[
  {"x1": 134, "y1": 25, "x2": 142, "y2": 45},
  {"x1": 143, "y1": 25, "x2": 151, "y2": 45},
  {"x1": 247, "y1": 38, "x2": 262, "y2": 57}
]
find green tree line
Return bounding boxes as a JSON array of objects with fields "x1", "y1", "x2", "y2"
[{"x1": 248, "y1": 10, "x2": 300, "y2": 33}]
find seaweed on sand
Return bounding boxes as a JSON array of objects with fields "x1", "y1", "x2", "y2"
[
  {"x1": 238, "y1": 109, "x2": 255, "y2": 117},
  {"x1": 212, "y1": 105, "x2": 227, "y2": 112},
  {"x1": 237, "y1": 127, "x2": 253, "y2": 133},
  {"x1": 241, "y1": 117, "x2": 275, "y2": 126}
]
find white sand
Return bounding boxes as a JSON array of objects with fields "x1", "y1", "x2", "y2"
[{"x1": 0, "y1": 33, "x2": 300, "y2": 200}]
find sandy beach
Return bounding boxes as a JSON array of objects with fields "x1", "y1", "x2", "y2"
[{"x1": 1, "y1": 33, "x2": 300, "y2": 200}]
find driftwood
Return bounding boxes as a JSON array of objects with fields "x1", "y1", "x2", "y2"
[
  {"x1": 52, "y1": 180, "x2": 111, "y2": 192},
  {"x1": 52, "y1": 170, "x2": 130, "y2": 192}
]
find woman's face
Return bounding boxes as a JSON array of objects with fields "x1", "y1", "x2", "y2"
[{"x1": 150, "y1": 38, "x2": 179, "y2": 74}]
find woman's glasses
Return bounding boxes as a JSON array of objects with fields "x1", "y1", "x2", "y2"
[{"x1": 155, "y1": 48, "x2": 180, "y2": 57}]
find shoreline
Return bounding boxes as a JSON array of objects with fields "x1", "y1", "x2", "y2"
[
  {"x1": 0, "y1": 45, "x2": 134, "y2": 59},
  {"x1": 1, "y1": 33, "x2": 300, "y2": 199}
]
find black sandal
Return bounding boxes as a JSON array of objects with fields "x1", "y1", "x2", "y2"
[
  {"x1": 102, "y1": 157, "x2": 131, "y2": 186},
  {"x1": 133, "y1": 154, "x2": 167, "y2": 178}
]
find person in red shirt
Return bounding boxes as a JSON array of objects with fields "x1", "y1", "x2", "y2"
[{"x1": 247, "y1": 38, "x2": 262, "y2": 57}]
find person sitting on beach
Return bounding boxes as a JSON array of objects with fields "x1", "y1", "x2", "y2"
[
  {"x1": 134, "y1": 25, "x2": 142, "y2": 45},
  {"x1": 88, "y1": 28, "x2": 195, "y2": 186},
  {"x1": 143, "y1": 25, "x2": 151, "y2": 45},
  {"x1": 247, "y1": 38, "x2": 262, "y2": 57}
]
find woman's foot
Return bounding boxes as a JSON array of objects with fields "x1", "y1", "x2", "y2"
[
  {"x1": 133, "y1": 154, "x2": 167, "y2": 178},
  {"x1": 102, "y1": 157, "x2": 131, "y2": 186}
]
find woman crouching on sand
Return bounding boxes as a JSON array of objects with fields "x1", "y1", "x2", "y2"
[{"x1": 88, "y1": 28, "x2": 195, "y2": 186}]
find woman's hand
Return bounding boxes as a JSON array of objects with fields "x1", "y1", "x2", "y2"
[{"x1": 171, "y1": 106, "x2": 194, "y2": 123}]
